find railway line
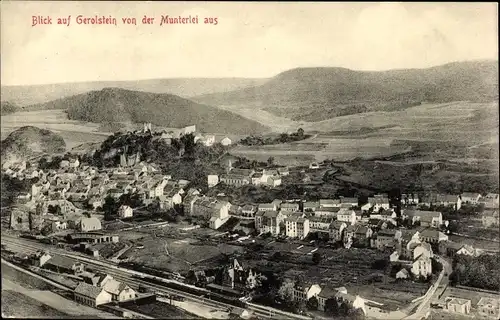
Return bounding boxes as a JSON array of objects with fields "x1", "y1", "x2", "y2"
[{"x1": 2, "y1": 237, "x2": 306, "y2": 319}]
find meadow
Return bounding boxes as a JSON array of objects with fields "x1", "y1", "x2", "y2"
[{"x1": 2, "y1": 101, "x2": 498, "y2": 168}]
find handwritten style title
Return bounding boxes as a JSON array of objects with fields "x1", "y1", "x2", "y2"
[{"x1": 32, "y1": 15, "x2": 219, "y2": 27}]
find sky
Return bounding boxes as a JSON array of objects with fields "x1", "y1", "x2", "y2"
[{"x1": 1, "y1": 1, "x2": 498, "y2": 86}]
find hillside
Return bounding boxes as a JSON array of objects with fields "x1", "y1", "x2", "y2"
[
  {"x1": 1, "y1": 78, "x2": 268, "y2": 107},
  {"x1": 1, "y1": 126, "x2": 66, "y2": 167},
  {"x1": 193, "y1": 60, "x2": 499, "y2": 122},
  {"x1": 25, "y1": 88, "x2": 269, "y2": 135},
  {"x1": 1, "y1": 101, "x2": 17, "y2": 115}
]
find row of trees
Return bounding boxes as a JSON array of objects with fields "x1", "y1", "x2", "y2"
[{"x1": 239, "y1": 128, "x2": 308, "y2": 146}]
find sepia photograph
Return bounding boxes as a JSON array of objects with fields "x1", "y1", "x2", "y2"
[{"x1": 1, "y1": 1, "x2": 499, "y2": 319}]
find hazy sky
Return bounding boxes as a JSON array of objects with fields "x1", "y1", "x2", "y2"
[{"x1": 1, "y1": 1, "x2": 498, "y2": 86}]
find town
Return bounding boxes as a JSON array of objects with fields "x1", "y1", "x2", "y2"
[{"x1": 1, "y1": 123, "x2": 499, "y2": 320}]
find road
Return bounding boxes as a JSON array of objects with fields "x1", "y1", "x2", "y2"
[
  {"x1": 2, "y1": 236, "x2": 310, "y2": 320},
  {"x1": 405, "y1": 256, "x2": 452, "y2": 320}
]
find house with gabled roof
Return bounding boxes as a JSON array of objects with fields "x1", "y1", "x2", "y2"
[
  {"x1": 255, "y1": 210, "x2": 284, "y2": 235},
  {"x1": 292, "y1": 280, "x2": 321, "y2": 303},
  {"x1": 319, "y1": 199, "x2": 341, "y2": 208},
  {"x1": 74, "y1": 282, "x2": 112, "y2": 307},
  {"x1": 477, "y1": 297, "x2": 500, "y2": 319},
  {"x1": 444, "y1": 297, "x2": 471, "y2": 315},
  {"x1": 43, "y1": 255, "x2": 84, "y2": 275},
  {"x1": 361, "y1": 194, "x2": 390, "y2": 212},
  {"x1": 340, "y1": 197, "x2": 358, "y2": 207},
  {"x1": 479, "y1": 193, "x2": 499, "y2": 209},
  {"x1": 460, "y1": 192, "x2": 482, "y2": 205},
  {"x1": 421, "y1": 193, "x2": 461, "y2": 210},
  {"x1": 281, "y1": 202, "x2": 300, "y2": 212},
  {"x1": 419, "y1": 228, "x2": 448, "y2": 244},
  {"x1": 285, "y1": 216, "x2": 310, "y2": 239},
  {"x1": 241, "y1": 205, "x2": 257, "y2": 217},
  {"x1": 309, "y1": 216, "x2": 334, "y2": 231},
  {"x1": 314, "y1": 206, "x2": 340, "y2": 217},
  {"x1": 303, "y1": 201, "x2": 319, "y2": 212},
  {"x1": 258, "y1": 202, "x2": 278, "y2": 212},
  {"x1": 353, "y1": 225, "x2": 373, "y2": 247},
  {"x1": 403, "y1": 210, "x2": 443, "y2": 228},
  {"x1": 329, "y1": 221, "x2": 347, "y2": 242},
  {"x1": 481, "y1": 209, "x2": 499, "y2": 227},
  {"x1": 411, "y1": 254, "x2": 432, "y2": 278},
  {"x1": 375, "y1": 229, "x2": 397, "y2": 251},
  {"x1": 337, "y1": 208, "x2": 356, "y2": 225},
  {"x1": 102, "y1": 278, "x2": 136, "y2": 302},
  {"x1": 317, "y1": 286, "x2": 338, "y2": 311}
]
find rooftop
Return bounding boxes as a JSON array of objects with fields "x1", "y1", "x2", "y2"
[
  {"x1": 74, "y1": 282, "x2": 105, "y2": 299},
  {"x1": 45, "y1": 255, "x2": 80, "y2": 270},
  {"x1": 404, "y1": 210, "x2": 442, "y2": 218}
]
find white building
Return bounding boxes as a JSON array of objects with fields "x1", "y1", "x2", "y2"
[
  {"x1": 74, "y1": 282, "x2": 112, "y2": 307},
  {"x1": 118, "y1": 205, "x2": 133, "y2": 219},
  {"x1": 292, "y1": 282, "x2": 322, "y2": 302},
  {"x1": 460, "y1": 193, "x2": 482, "y2": 205},
  {"x1": 79, "y1": 217, "x2": 102, "y2": 232},
  {"x1": 203, "y1": 135, "x2": 215, "y2": 146},
  {"x1": 411, "y1": 255, "x2": 432, "y2": 278},
  {"x1": 337, "y1": 208, "x2": 356, "y2": 225},
  {"x1": 285, "y1": 216, "x2": 310, "y2": 239},
  {"x1": 221, "y1": 137, "x2": 232, "y2": 146}
]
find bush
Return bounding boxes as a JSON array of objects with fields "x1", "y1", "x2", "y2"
[{"x1": 451, "y1": 253, "x2": 500, "y2": 291}]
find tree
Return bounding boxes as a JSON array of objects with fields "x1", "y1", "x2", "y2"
[
  {"x1": 40, "y1": 224, "x2": 52, "y2": 236},
  {"x1": 307, "y1": 296, "x2": 319, "y2": 310},
  {"x1": 277, "y1": 278, "x2": 295, "y2": 302},
  {"x1": 103, "y1": 196, "x2": 119, "y2": 220},
  {"x1": 279, "y1": 133, "x2": 289, "y2": 143},
  {"x1": 312, "y1": 252, "x2": 322, "y2": 265},
  {"x1": 339, "y1": 302, "x2": 349, "y2": 316},
  {"x1": 324, "y1": 298, "x2": 339, "y2": 316},
  {"x1": 348, "y1": 307, "x2": 366, "y2": 320},
  {"x1": 295, "y1": 300, "x2": 307, "y2": 314},
  {"x1": 297, "y1": 128, "x2": 304, "y2": 137},
  {"x1": 267, "y1": 156, "x2": 275, "y2": 167}
]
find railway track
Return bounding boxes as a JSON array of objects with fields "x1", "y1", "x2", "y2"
[{"x1": 1, "y1": 238, "x2": 290, "y2": 319}]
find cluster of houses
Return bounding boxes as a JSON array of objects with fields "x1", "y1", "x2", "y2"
[
  {"x1": 142, "y1": 123, "x2": 232, "y2": 147},
  {"x1": 15, "y1": 250, "x2": 137, "y2": 307},
  {"x1": 223, "y1": 193, "x2": 498, "y2": 282},
  {"x1": 3, "y1": 152, "x2": 194, "y2": 229},
  {"x1": 207, "y1": 162, "x2": 288, "y2": 188},
  {"x1": 286, "y1": 278, "x2": 400, "y2": 318}
]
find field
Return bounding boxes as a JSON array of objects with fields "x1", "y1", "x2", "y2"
[
  {"x1": 245, "y1": 242, "x2": 425, "y2": 309},
  {"x1": 1, "y1": 109, "x2": 247, "y2": 151},
  {"x1": 1, "y1": 289, "x2": 71, "y2": 318},
  {"x1": 1, "y1": 261, "x2": 54, "y2": 290},
  {"x1": 222, "y1": 101, "x2": 499, "y2": 166},
  {"x1": 119, "y1": 232, "x2": 244, "y2": 273},
  {"x1": 2, "y1": 101, "x2": 498, "y2": 168},
  {"x1": 1, "y1": 109, "x2": 110, "y2": 149}
]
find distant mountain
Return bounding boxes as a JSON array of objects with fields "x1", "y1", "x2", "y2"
[
  {"x1": 193, "y1": 60, "x2": 499, "y2": 121},
  {"x1": 25, "y1": 88, "x2": 269, "y2": 135},
  {"x1": 1, "y1": 126, "x2": 66, "y2": 167},
  {"x1": 1, "y1": 101, "x2": 17, "y2": 115},
  {"x1": 1, "y1": 78, "x2": 268, "y2": 107}
]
